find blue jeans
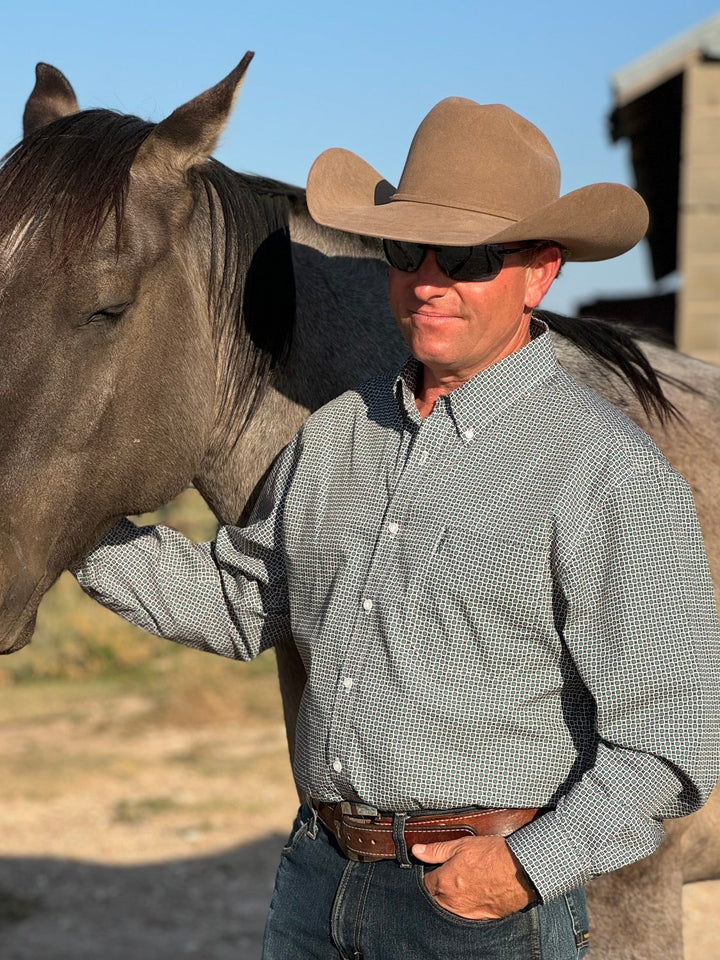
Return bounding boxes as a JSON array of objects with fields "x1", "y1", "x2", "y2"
[{"x1": 262, "y1": 805, "x2": 589, "y2": 959}]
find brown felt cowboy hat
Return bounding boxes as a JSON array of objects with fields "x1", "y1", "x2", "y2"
[{"x1": 306, "y1": 97, "x2": 648, "y2": 262}]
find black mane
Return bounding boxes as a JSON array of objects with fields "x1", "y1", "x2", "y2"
[
  {"x1": 192, "y1": 160, "x2": 298, "y2": 441},
  {"x1": 536, "y1": 309, "x2": 684, "y2": 424}
]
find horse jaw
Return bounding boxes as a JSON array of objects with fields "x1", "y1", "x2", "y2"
[
  {"x1": 0, "y1": 611, "x2": 37, "y2": 654},
  {"x1": 0, "y1": 547, "x2": 50, "y2": 653}
]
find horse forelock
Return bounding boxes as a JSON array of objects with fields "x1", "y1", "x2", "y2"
[{"x1": 0, "y1": 109, "x2": 153, "y2": 265}]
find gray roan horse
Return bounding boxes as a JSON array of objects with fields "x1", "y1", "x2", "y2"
[{"x1": 1, "y1": 57, "x2": 719, "y2": 960}]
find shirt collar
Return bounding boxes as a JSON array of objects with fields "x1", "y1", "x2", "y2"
[{"x1": 394, "y1": 318, "x2": 558, "y2": 438}]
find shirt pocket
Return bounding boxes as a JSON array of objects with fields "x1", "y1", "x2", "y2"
[{"x1": 408, "y1": 522, "x2": 556, "y2": 649}]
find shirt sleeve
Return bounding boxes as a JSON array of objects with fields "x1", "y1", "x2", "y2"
[
  {"x1": 73, "y1": 436, "x2": 301, "y2": 661},
  {"x1": 507, "y1": 465, "x2": 720, "y2": 902}
]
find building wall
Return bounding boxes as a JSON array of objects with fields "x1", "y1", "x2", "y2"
[{"x1": 677, "y1": 60, "x2": 720, "y2": 363}]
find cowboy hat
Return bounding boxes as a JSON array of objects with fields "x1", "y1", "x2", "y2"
[{"x1": 306, "y1": 97, "x2": 648, "y2": 262}]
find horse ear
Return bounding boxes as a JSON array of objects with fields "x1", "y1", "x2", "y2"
[
  {"x1": 23, "y1": 63, "x2": 79, "y2": 137},
  {"x1": 133, "y1": 52, "x2": 254, "y2": 178}
]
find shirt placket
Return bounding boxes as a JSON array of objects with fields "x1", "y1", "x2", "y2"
[{"x1": 325, "y1": 404, "x2": 457, "y2": 796}]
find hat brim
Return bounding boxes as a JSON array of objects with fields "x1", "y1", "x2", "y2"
[{"x1": 307, "y1": 148, "x2": 648, "y2": 262}]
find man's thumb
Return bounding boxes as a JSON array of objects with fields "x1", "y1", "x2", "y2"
[{"x1": 411, "y1": 839, "x2": 460, "y2": 863}]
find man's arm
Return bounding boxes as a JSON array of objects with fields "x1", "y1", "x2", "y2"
[
  {"x1": 414, "y1": 464, "x2": 720, "y2": 913},
  {"x1": 505, "y1": 465, "x2": 720, "y2": 902},
  {"x1": 74, "y1": 438, "x2": 300, "y2": 661}
]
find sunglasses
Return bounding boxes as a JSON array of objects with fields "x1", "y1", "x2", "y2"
[{"x1": 382, "y1": 239, "x2": 539, "y2": 282}]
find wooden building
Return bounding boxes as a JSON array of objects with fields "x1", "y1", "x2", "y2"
[{"x1": 593, "y1": 14, "x2": 720, "y2": 363}]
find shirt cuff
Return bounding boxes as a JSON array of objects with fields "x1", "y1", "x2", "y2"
[{"x1": 505, "y1": 808, "x2": 593, "y2": 903}]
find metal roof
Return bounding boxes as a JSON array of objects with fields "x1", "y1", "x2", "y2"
[{"x1": 613, "y1": 12, "x2": 720, "y2": 107}]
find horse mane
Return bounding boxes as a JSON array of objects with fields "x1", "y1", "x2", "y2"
[
  {"x1": 191, "y1": 161, "x2": 297, "y2": 444},
  {"x1": 535, "y1": 309, "x2": 687, "y2": 425},
  {"x1": 0, "y1": 109, "x2": 296, "y2": 440},
  {"x1": 0, "y1": 110, "x2": 152, "y2": 256}
]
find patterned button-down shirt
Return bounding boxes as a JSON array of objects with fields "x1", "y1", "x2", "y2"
[{"x1": 76, "y1": 323, "x2": 720, "y2": 901}]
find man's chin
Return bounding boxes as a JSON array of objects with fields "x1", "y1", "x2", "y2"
[{"x1": 408, "y1": 338, "x2": 465, "y2": 370}]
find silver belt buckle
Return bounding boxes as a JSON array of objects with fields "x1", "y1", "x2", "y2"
[
  {"x1": 336, "y1": 801, "x2": 380, "y2": 861},
  {"x1": 338, "y1": 801, "x2": 380, "y2": 819}
]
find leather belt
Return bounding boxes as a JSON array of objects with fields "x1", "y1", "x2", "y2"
[{"x1": 312, "y1": 800, "x2": 543, "y2": 863}]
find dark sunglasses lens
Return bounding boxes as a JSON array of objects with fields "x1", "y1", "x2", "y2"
[
  {"x1": 437, "y1": 245, "x2": 503, "y2": 282},
  {"x1": 383, "y1": 239, "x2": 426, "y2": 272},
  {"x1": 383, "y1": 240, "x2": 510, "y2": 282}
]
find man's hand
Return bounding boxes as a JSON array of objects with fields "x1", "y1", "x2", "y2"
[{"x1": 412, "y1": 835, "x2": 538, "y2": 921}]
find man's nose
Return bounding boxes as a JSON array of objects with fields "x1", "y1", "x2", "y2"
[{"x1": 411, "y1": 250, "x2": 452, "y2": 297}]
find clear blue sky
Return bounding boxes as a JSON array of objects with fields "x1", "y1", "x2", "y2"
[{"x1": 2, "y1": 0, "x2": 719, "y2": 314}]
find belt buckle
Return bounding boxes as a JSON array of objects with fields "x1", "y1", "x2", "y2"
[
  {"x1": 336, "y1": 801, "x2": 380, "y2": 861},
  {"x1": 338, "y1": 801, "x2": 380, "y2": 819}
]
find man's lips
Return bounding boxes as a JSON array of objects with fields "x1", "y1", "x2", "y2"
[{"x1": 410, "y1": 311, "x2": 462, "y2": 322}]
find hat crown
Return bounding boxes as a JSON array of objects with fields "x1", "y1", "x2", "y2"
[
  {"x1": 306, "y1": 96, "x2": 648, "y2": 260},
  {"x1": 395, "y1": 98, "x2": 561, "y2": 223}
]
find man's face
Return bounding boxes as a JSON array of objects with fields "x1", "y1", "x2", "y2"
[{"x1": 388, "y1": 244, "x2": 560, "y2": 385}]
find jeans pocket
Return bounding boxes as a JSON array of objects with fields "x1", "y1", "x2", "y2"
[{"x1": 414, "y1": 865, "x2": 504, "y2": 927}]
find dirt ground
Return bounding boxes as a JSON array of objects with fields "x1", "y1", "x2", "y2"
[{"x1": 1, "y1": 669, "x2": 718, "y2": 959}]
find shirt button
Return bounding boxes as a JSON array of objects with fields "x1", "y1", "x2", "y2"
[
  {"x1": 388, "y1": 521, "x2": 399, "y2": 537},
  {"x1": 362, "y1": 598, "x2": 373, "y2": 612},
  {"x1": 343, "y1": 676, "x2": 354, "y2": 690},
  {"x1": 332, "y1": 759, "x2": 343, "y2": 773},
  {"x1": 419, "y1": 449, "x2": 429, "y2": 465},
  {"x1": 463, "y1": 427, "x2": 475, "y2": 442}
]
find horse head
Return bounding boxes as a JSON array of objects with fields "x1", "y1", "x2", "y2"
[{"x1": 0, "y1": 58, "x2": 257, "y2": 653}]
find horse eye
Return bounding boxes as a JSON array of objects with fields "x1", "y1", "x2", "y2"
[{"x1": 84, "y1": 302, "x2": 131, "y2": 325}]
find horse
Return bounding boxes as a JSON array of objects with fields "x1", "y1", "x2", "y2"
[{"x1": 1, "y1": 57, "x2": 719, "y2": 960}]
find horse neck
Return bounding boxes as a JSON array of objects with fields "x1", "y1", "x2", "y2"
[
  {"x1": 287, "y1": 205, "x2": 407, "y2": 392},
  {"x1": 189, "y1": 168, "x2": 301, "y2": 522},
  {"x1": 193, "y1": 186, "x2": 406, "y2": 525}
]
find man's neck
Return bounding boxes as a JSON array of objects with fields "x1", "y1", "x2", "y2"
[
  {"x1": 414, "y1": 329, "x2": 533, "y2": 419},
  {"x1": 415, "y1": 374, "x2": 467, "y2": 419}
]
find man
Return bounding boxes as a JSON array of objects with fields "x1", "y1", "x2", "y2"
[{"x1": 76, "y1": 98, "x2": 720, "y2": 958}]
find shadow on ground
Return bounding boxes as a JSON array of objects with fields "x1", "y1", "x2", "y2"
[{"x1": 0, "y1": 833, "x2": 285, "y2": 959}]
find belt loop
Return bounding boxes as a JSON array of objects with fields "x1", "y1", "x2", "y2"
[
  {"x1": 392, "y1": 812, "x2": 412, "y2": 868},
  {"x1": 304, "y1": 794, "x2": 319, "y2": 840},
  {"x1": 308, "y1": 805, "x2": 319, "y2": 840}
]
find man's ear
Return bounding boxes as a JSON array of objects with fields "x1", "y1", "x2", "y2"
[{"x1": 525, "y1": 244, "x2": 563, "y2": 310}]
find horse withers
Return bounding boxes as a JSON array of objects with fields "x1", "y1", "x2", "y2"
[{"x1": 1, "y1": 58, "x2": 719, "y2": 959}]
